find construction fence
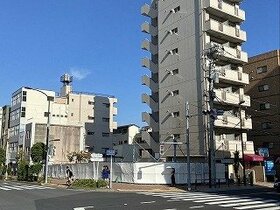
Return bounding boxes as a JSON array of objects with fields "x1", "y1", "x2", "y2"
[{"x1": 48, "y1": 162, "x2": 226, "y2": 184}]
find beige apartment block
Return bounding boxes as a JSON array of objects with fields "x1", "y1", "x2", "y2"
[
  {"x1": 244, "y1": 50, "x2": 280, "y2": 159},
  {"x1": 141, "y1": 0, "x2": 254, "y2": 162},
  {"x1": 8, "y1": 74, "x2": 117, "y2": 164}
]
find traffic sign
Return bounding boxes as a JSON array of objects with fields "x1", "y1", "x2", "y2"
[
  {"x1": 90, "y1": 153, "x2": 103, "y2": 162},
  {"x1": 106, "y1": 149, "x2": 116, "y2": 156}
]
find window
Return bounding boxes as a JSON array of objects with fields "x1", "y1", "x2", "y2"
[
  {"x1": 71, "y1": 99, "x2": 74, "y2": 102},
  {"x1": 171, "y1": 90, "x2": 179, "y2": 96},
  {"x1": 21, "y1": 107, "x2": 26, "y2": 118},
  {"x1": 174, "y1": 134, "x2": 180, "y2": 139},
  {"x1": 256, "y1": 66, "x2": 267, "y2": 74},
  {"x1": 71, "y1": 113, "x2": 74, "y2": 116},
  {"x1": 88, "y1": 116, "x2": 94, "y2": 120},
  {"x1": 258, "y1": 84, "x2": 269, "y2": 92},
  {"x1": 88, "y1": 101, "x2": 94, "y2": 105},
  {"x1": 102, "y1": 132, "x2": 110, "y2": 137},
  {"x1": 260, "y1": 103, "x2": 270, "y2": 110},
  {"x1": 172, "y1": 111, "x2": 180, "y2": 117},
  {"x1": 169, "y1": 48, "x2": 178, "y2": 55},
  {"x1": 22, "y1": 91, "x2": 27, "y2": 102},
  {"x1": 102, "y1": 118, "x2": 110, "y2": 122},
  {"x1": 103, "y1": 103, "x2": 110, "y2": 108},
  {"x1": 170, "y1": 68, "x2": 179, "y2": 75},
  {"x1": 262, "y1": 122, "x2": 272, "y2": 129},
  {"x1": 87, "y1": 131, "x2": 95, "y2": 135},
  {"x1": 170, "y1": 27, "x2": 178, "y2": 35},
  {"x1": 171, "y1": 6, "x2": 180, "y2": 13}
]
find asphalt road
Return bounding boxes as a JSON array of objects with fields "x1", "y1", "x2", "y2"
[{"x1": 0, "y1": 181, "x2": 279, "y2": 210}]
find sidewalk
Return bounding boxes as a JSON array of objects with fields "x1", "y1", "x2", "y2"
[{"x1": 47, "y1": 178, "x2": 274, "y2": 193}]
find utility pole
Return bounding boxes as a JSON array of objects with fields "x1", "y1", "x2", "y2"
[
  {"x1": 186, "y1": 101, "x2": 191, "y2": 191},
  {"x1": 205, "y1": 45, "x2": 220, "y2": 188},
  {"x1": 239, "y1": 102, "x2": 246, "y2": 186}
]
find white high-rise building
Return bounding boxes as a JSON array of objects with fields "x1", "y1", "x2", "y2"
[
  {"x1": 8, "y1": 74, "x2": 117, "y2": 163},
  {"x1": 141, "y1": 0, "x2": 254, "y2": 162}
]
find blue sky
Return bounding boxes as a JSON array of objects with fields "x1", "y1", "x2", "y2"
[{"x1": 0, "y1": 0, "x2": 279, "y2": 126}]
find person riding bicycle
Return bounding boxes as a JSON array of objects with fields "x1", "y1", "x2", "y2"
[{"x1": 66, "y1": 166, "x2": 74, "y2": 185}]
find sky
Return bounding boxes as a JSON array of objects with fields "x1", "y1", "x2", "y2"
[{"x1": 0, "y1": 0, "x2": 279, "y2": 127}]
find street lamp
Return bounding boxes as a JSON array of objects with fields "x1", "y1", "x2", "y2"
[
  {"x1": 24, "y1": 87, "x2": 54, "y2": 184},
  {"x1": 239, "y1": 100, "x2": 246, "y2": 186}
]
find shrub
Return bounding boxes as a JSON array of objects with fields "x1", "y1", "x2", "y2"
[
  {"x1": 96, "y1": 179, "x2": 109, "y2": 188},
  {"x1": 17, "y1": 160, "x2": 29, "y2": 181},
  {"x1": 72, "y1": 179, "x2": 97, "y2": 189}
]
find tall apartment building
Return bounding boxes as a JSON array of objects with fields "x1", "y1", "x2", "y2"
[
  {"x1": 8, "y1": 74, "x2": 117, "y2": 163},
  {"x1": 141, "y1": 0, "x2": 254, "y2": 162},
  {"x1": 0, "y1": 105, "x2": 10, "y2": 149},
  {"x1": 244, "y1": 50, "x2": 280, "y2": 159}
]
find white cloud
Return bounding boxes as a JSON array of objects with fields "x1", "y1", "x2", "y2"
[{"x1": 69, "y1": 68, "x2": 90, "y2": 81}]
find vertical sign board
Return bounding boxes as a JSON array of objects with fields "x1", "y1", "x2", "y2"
[
  {"x1": 106, "y1": 149, "x2": 115, "y2": 189},
  {"x1": 90, "y1": 153, "x2": 104, "y2": 180}
]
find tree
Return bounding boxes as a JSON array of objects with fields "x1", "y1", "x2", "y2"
[
  {"x1": 31, "y1": 142, "x2": 45, "y2": 163},
  {"x1": 67, "y1": 151, "x2": 91, "y2": 163},
  {"x1": 0, "y1": 148, "x2": 5, "y2": 166},
  {"x1": 233, "y1": 150, "x2": 240, "y2": 182}
]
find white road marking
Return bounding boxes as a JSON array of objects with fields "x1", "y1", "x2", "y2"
[
  {"x1": 140, "y1": 201, "x2": 156, "y2": 204},
  {"x1": 2, "y1": 185, "x2": 23, "y2": 190},
  {"x1": 182, "y1": 195, "x2": 227, "y2": 201},
  {"x1": 221, "y1": 200, "x2": 275, "y2": 207},
  {"x1": 73, "y1": 206, "x2": 94, "y2": 210},
  {"x1": 0, "y1": 186, "x2": 11, "y2": 191},
  {"x1": 236, "y1": 203, "x2": 280, "y2": 210},
  {"x1": 194, "y1": 196, "x2": 235, "y2": 203},
  {"x1": 189, "y1": 206, "x2": 204, "y2": 209},
  {"x1": 257, "y1": 207, "x2": 280, "y2": 210},
  {"x1": 206, "y1": 198, "x2": 254, "y2": 205}
]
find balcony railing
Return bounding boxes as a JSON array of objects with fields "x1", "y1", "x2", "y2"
[
  {"x1": 142, "y1": 75, "x2": 158, "y2": 92},
  {"x1": 141, "y1": 4, "x2": 157, "y2": 18},
  {"x1": 218, "y1": 66, "x2": 249, "y2": 85},
  {"x1": 141, "y1": 57, "x2": 158, "y2": 73},
  {"x1": 141, "y1": 22, "x2": 157, "y2": 36},
  {"x1": 142, "y1": 93, "x2": 159, "y2": 112},
  {"x1": 204, "y1": 19, "x2": 246, "y2": 43},
  {"x1": 214, "y1": 89, "x2": 250, "y2": 107},
  {"x1": 215, "y1": 115, "x2": 252, "y2": 129},
  {"x1": 142, "y1": 112, "x2": 159, "y2": 132},
  {"x1": 204, "y1": 0, "x2": 245, "y2": 23},
  {"x1": 141, "y1": 39, "x2": 158, "y2": 55}
]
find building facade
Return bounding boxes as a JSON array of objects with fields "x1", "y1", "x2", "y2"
[
  {"x1": 141, "y1": 0, "x2": 254, "y2": 162},
  {"x1": 244, "y1": 50, "x2": 280, "y2": 159},
  {"x1": 0, "y1": 105, "x2": 10, "y2": 149},
  {"x1": 8, "y1": 74, "x2": 117, "y2": 164}
]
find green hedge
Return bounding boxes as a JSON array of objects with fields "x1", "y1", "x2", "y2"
[{"x1": 72, "y1": 179, "x2": 108, "y2": 189}]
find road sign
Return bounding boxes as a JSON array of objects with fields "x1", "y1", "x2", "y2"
[
  {"x1": 106, "y1": 149, "x2": 116, "y2": 156},
  {"x1": 90, "y1": 153, "x2": 103, "y2": 162}
]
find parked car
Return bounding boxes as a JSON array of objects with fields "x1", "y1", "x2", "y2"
[{"x1": 274, "y1": 179, "x2": 280, "y2": 192}]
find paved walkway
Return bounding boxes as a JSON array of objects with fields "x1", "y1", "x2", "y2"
[{"x1": 47, "y1": 178, "x2": 274, "y2": 192}]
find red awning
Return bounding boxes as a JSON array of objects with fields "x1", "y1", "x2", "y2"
[{"x1": 244, "y1": 154, "x2": 264, "y2": 162}]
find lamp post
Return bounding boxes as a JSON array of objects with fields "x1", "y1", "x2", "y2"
[
  {"x1": 25, "y1": 87, "x2": 54, "y2": 184},
  {"x1": 239, "y1": 100, "x2": 246, "y2": 186}
]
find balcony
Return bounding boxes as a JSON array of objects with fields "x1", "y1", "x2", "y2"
[
  {"x1": 112, "y1": 107, "x2": 117, "y2": 116},
  {"x1": 142, "y1": 112, "x2": 159, "y2": 132},
  {"x1": 141, "y1": 39, "x2": 158, "y2": 55},
  {"x1": 218, "y1": 66, "x2": 249, "y2": 85},
  {"x1": 141, "y1": 4, "x2": 157, "y2": 18},
  {"x1": 141, "y1": 57, "x2": 158, "y2": 73},
  {"x1": 141, "y1": 22, "x2": 157, "y2": 36},
  {"x1": 142, "y1": 75, "x2": 158, "y2": 92},
  {"x1": 220, "y1": 45, "x2": 248, "y2": 64},
  {"x1": 141, "y1": 130, "x2": 160, "y2": 153},
  {"x1": 204, "y1": 19, "x2": 246, "y2": 43},
  {"x1": 204, "y1": 0, "x2": 245, "y2": 23},
  {"x1": 214, "y1": 89, "x2": 250, "y2": 107},
  {"x1": 142, "y1": 93, "x2": 159, "y2": 112},
  {"x1": 112, "y1": 121, "x2": 117, "y2": 130},
  {"x1": 215, "y1": 115, "x2": 252, "y2": 129}
]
